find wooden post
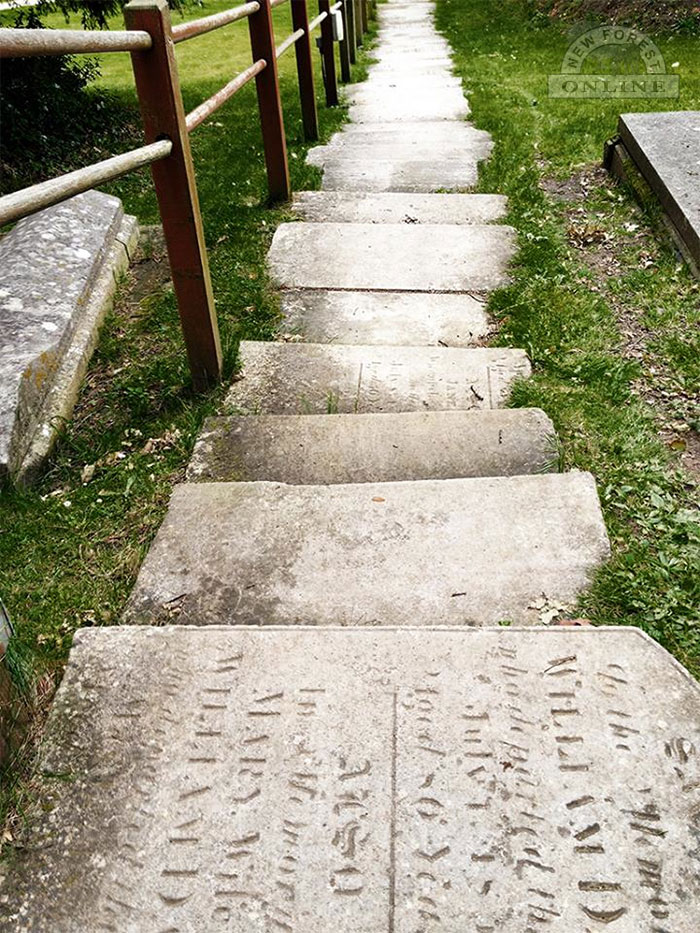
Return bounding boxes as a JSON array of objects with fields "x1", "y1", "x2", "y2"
[
  {"x1": 345, "y1": 0, "x2": 356, "y2": 64},
  {"x1": 318, "y1": 0, "x2": 338, "y2": 106},
  {"x1": 354, "y1": 0, "x2": 363, "y2": 46},
  {"x1": 338, "y1": 0, "x2": 351, "y2": 83},
  {"x1": 124, "y1": 0, "x2": 221, "y2": 391},
  {"x1": 360, "y1": 0, "x2": 368, "y2": 34},
  {"x1": 291, "y1": 0, "x2": 318, "y2": 140},
  {"x1": 248, "y1": 0, "x2": 290, "y2": 201}
]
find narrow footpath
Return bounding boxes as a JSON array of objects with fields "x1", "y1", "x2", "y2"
[{"x1": 3, "y1": 2, "x2": 699, "y2": 930}]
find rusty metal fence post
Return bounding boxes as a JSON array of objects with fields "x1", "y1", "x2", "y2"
[
  {"x1": 124, "y1": 0, "x2": 222, "y2": 391},
  {"x1": 291, "y1": 0, "x2": 318, "y2": 140},
  {"x1": 318, "y1": 0, "x2": 338, "y2": 106},
  {"x1": 249, "y1": 0, "x2": 291, "y2": 201},
  {"x1": 338, "y1": 0, "x2": 351, "y2": 83}
]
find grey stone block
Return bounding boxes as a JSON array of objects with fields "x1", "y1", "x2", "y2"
[
  {"x1": 268, "y1": 223, "x2": 516, "y2": 291},
  {"x1": 123, "y1": 472, "x2": 610, "y2": 627},
  {"x1": 225, "y1": 341, "x2": 531, "y2": 415},
  {"x1": 618, "y1": 111, "x2": 700, "y2": 272},
  {"x1": 9, "y1": 626, "x2": 697, "y2": 932},
  {"x1": 292, "y1": 192, "x2": 507, "y2": 225},
  {"x1": 307, "y1": 131, "x2": 493, "y2": 168},
  {"x1": 186, "y1": 409, "x2": 557, "y2": 484},
  {"x1": 279, "y1": 289, "x2": 490, "y2": 346},
  {"x1": 8, "y1": 626, "x2": 696, "y2": 931},
  {"x1": 0, "y1": 191, "x2": 138, "y2": 482},
  {"x1": 319, "y1": 159, "x2": 481, "y2": 193}
]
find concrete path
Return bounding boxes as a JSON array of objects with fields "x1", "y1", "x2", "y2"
[{"x1": 11, "y1": 2, "x2": 686, "y2": 929}]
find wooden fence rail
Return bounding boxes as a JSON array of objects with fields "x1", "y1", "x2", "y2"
[{"x1": 0, "y1": 0, "x2": 374, "y2": 389}]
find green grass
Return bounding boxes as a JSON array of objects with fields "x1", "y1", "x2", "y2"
[
  {"x1": 0, "y1": 1, "x2": 377, "y2": 831},
  {"x1": 436, "y1": 0, "x2": 700, "y2": 669}
]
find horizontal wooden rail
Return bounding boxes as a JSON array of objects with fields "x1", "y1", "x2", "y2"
[
  {"x1": 308, "y1": 10, "x2": 327, "y2": 31},
  {"x1": 275, "y1": 27, "x2": 303, "y2": 59},
  {"x1": 0, "y1": 140, "x2": 172, "y2": 227},
  {"x1": 0, "y1": 26, "x2": 151, "y2": 57},
  {"x1": 171, "y1": 2, "x2": 260, "y2": 43},
  {"x1": 269, "y1": 0, "x2": 289, "y2": 7},
  {"x1": 186, "y1": 59, "x2": 266, "y2": 131}
]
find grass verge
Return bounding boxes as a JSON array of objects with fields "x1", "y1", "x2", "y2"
[{"x1": 436, "y1": 0, "x2": 699, "y2": 670}]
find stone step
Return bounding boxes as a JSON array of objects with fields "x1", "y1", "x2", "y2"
[
  {"x1": 319, "y1": 159, "x2": 480, "y2": 193},
  {"x1": 348, "y1": 100, "x2": 468, "y2": 123},
  {"x1": 8, "y1": 626, "x2": 696, "y2": 931},
  {"x1": 307, "y1": 131, "x2": 492, "y2": 167},
  {"x1": 187, "y1": 409, "x2": 557, "y2": 484},
  {"x1": 123, "y1": 472, "x2": 610, "y2": 627},
  {"x1": 268, "y1": 223, "x2": 516, "y2": 291},
  {"x1": 292, "y1": 192, "x2": 507, "y2": 225},
  {"x1": 336, "y1": 120, "x2": 484, "y2": 141},
  {"x1": 225, "y1": 341, "x2": 531, "y2": 415},
  {"x1": 279, "y1": 289, "x2": 490, "y2": 346},
  {"x1": 347, "y1": 73, "x2": 462, "y2": 91}
]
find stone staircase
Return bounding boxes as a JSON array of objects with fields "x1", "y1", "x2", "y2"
[{"x1": 4, "y1": 2, "x2": 699, "y2": 930}]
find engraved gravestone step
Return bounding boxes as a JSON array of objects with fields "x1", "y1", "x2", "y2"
[
  {"x1": 280, "y1": 290, "x2": 491, "y2": 346},
  {"x1": 186, "y1": 409, "x2": 557, "y2": 484},
  {"x1": 267, "y1": 224, "x2": 516, "y2": 291},
  {"x1": 4, "y1": 626, "x2": 698, "y2": 932},
  {"x1": 123, "y1": 473, "x2": 609, "y2": 626},
  {"x1": 291, "y1": 192, "x2": 507, "y2": 225},
  {"x1": 225, "y1": 342, "x2": 531, "y2": 415}
]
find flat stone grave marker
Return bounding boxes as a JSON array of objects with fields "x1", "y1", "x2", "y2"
[
  {"x1": 267, "y1": 224, "x2": 516, "y2": 291},
  {"x1": 4, "y1": 626, "x2": 699, "y2": 931},
  {"x1": 618, "y1": 111, "x2": 700, "y2": 271}
]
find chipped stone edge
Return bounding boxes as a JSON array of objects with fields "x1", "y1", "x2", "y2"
[{"x1": 12, "y1": 214, "x2": 140, "y2": 486}]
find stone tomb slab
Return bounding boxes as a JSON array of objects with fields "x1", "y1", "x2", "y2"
[
  {"x1": 279, "y1": 289, "x2": 490, "y2": 346},
  {"x1": 4, "y1": 626, "x2": 699, "y2": 932},
  {"x1": 225, "y1": 341, "x2": 531, "y2": 414},
  {"x1": 268, "y1": 223, "x2": 516, "y2": 291},
  {"x1": 186, "y1": 409, "x2": 557, "y2": 484},
  {"x1": 318, "y1": 159, "x2": 482, "y2": 193},
  {"x1": 123, "y1": 473, "x2": 609, "y2": 627},
  {"x1": 292, "y1": 192, "x2": 507, "y2": 225},
  {"x1": 618, "y1": 111, "x2": 700, "y2": 271},
  {"x1": 0, "y1": 190, "x2": 136, "y2": 480}
]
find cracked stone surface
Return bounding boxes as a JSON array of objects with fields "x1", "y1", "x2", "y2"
[{"x1": 3, "y1": 626, "x2": 698, "y2": 932}]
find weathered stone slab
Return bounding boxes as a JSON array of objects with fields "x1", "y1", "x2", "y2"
[
  {"x1": 348, "y1": 98, "x2": 468, "y2": 123},
  {"x1": 124, "y1": 472, "x2": 609, "y2": 627},
  {"x1": 319, "y1": 159, "x2": 481, "y2": 192},
  {"x1": 345, "y1": 74, "x2": 462, "y2": 92},
  {"x1": 187, "y1": 409, "x2": 557, "y2": 483},
  {"x1": 292, "y1": 192, "x2": 507, "y2": 225},
  {"x1": 268, "y1": 223, "x2": 516, "y2": 291},
  {"x1": 0, "y1": 190, "x2": 138, "y2": 482},
  {"x1": 335, "y1": 120, "x2": 483, "y2": 141},
  {"x1": 345, "y1": 80, "x2": 466, "y2": 107},
  {"x1": 9, "y1": 626, "x2": 697, "y2": 931},
  {"x1": 9, "y1": 626, "x2": 697, "y2": 932},
  {"x1": 307, "y1": 131, "x2": 493, "y2": 168},
  {"x1": 280, "y1": 289, "x2": 490, "y2": 345},
  {"x1": 226, "y1": 341, "x2": 530, "y2": 414},
  {"x1": 618, "y1": 111, "x2": 700, "y2": 271}
]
